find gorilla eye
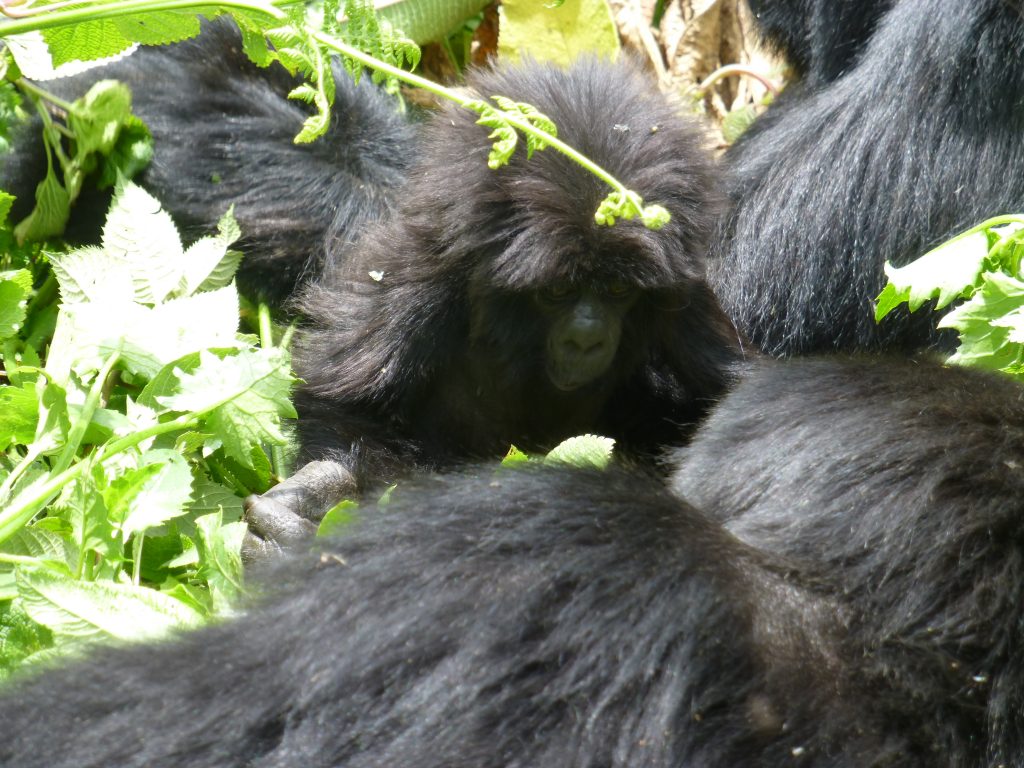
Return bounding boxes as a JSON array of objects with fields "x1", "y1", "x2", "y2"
[
  {"x1": 539, "y1": 284, "x2": 578, "y2": 303},
  {"x1": 605, "y1": 280, "x2": 635, "y2": 299}
]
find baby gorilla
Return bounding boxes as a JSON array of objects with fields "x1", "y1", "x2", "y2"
[{"x1": 245, "y1": 57, "x2": 745, "y2": 552}]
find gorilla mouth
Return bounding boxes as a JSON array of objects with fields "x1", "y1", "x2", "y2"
[{"x1": 546, "y1": 358, "x2": 613, "y2": 392}]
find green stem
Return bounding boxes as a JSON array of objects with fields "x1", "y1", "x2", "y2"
[
  {"x1": 51, "y1": 348, "x2": 120, "y2": 475},
  {"x1": 257, "y1": 302, "x2": 286, "y2": 478},
  {"x1": 17, "y1": 78, "x2": 75, "y2": 114},
  {"x1": 0, "y1": 0, "x2": 289, "y2": 35}
]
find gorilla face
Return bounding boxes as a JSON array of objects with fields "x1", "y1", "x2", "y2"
[{"x1": 538, "y1": 282, "x2": 639, "y2": 391}]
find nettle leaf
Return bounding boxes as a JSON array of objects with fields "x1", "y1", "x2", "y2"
[
  {"x1": 102, "y1": 181, "x2": 184, "y2": 304},
  {"x1": 0, "y1": 268, "x2": 31, "y2": 340},
  {"x1": 875, "y1": 231, "x2": 989, "y2": 321},
  {"x1": 113, "y1": 11, "x2": 202, "y2": 46},
  {"x1": 158, "y1": 349, "x2": 297, "y2": 468},
  {"x1": 50, "y1": 246, "x2": 134, "y2": 305},
  {"x1": 195, "y1": 512, "x2": 245, "y2": 613},
  {"x1": 941, "y1": 271, "x2": 1024, "y2": 371},
  {"x1": 0, "y1": 384, "x2": 38, "y2": 449},
  {"x1": 67, "y1": 80, "x2": 132, "y2": 158},
  {"x1": 53, "y1": 285, "x2": 242, "y2": 380},
  {"x1": 43, "y1": 21, "x2": 135, "y2": 67},
  {"x1": 16, "y1": 567, "x2": 203, "y2": 642},
  {"x1": 105, "y1": 450, "x2": 193, "y2": 540},
  {"x1": 187, "y1": 475, "x2": 243, "y2": 521},
  {"x1": 179, "y1": 207, "x2": 242, "y2": 295},
  {"x1": 317, "y1": 499, "x2": 358, "y2": 538},
  {"x1": 544, "y1": 434, "x2": 615, "y2": 469}
]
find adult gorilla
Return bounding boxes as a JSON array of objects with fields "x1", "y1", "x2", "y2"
[
  {"x1": 0, "y1": 20, "x2": 413, "y2": 308},
  {"x1": 5, "y1": 353, "x2": 1024, "y2": 764},
  {"x1": 245, "y1": 57, "x2": 745, "y2": 550},
  {"x1": 715, "y1": 0, "x2": 1024, "y2": 354}
]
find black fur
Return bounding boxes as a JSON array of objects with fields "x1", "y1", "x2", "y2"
[
  {"x1": 714, "y1": 0, "x2": 1024, "y2": 354},
  {"x1": 0, "y1": 20, "x2": 413, "y2": 307},
  {"x1": 7, "y1": 354, "x2": 1024, "y2": 766},
  {"x1": 746, "y1": 0, "x2": 892, "y2": 83},
  {"x1": 672, "y1": 355, "x2": 1024, "y2": 765},
  {"x1": 292, "y1": 57, "x2": 744, "y2": 488}
]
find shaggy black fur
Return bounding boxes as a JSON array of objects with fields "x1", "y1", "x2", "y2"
[
  {"x1": 278, "y1": 57, "x2": 743, "y2": 506},
  {"x1": 7, "y1": 354, "x2": 1024, "y2": 766},
  {"x1": 746, "y1": 0, "x2": 892, "y2": 84},
  {"x1": 714, "y1": 0, "x2": 1024, "y2": 354},
  {"x1": 0, "y1": 20, "x2": 413, "y2": 307},
  {"x1": 671, "y1": 355, "x2": 1024, "y2": 765}
]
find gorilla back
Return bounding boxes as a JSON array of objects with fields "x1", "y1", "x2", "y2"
[
  {"x1": 0, "y1": 467, "x2": 961, "y2": 767},
  {"x1": 672, "y1": 355, "x2": 1024, "y2": 765},
  {"x1": 716, "y1": 0, "x2": 1024, "y2": 354}
]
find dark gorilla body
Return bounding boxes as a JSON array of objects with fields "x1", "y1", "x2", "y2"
[
  {"x1": 745, "y1": 0, "x2": 892, "y2": 84},
  {"x1": 5, "y1": 357, "x2": 1024, "y2": 765},
  {"x1": 715, "y1": 0, "x2": 1024, "y2": 355},
  {"x1": 0, "y1": 20, "x2": 413, "y2": 307},
  {"x1": 245, "y1": 57, "x2": 744, "y2": 547}
]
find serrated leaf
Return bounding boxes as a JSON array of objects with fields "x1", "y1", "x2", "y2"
[
  {"x1": 186, "y1": 475, "x2": 243, "y2": 521},
  {"x1": 113, "y1": 11, "x2": 202, "y2": 46},
  {"x1": 179, "y1": 208, "x2": 242, "y2": 295},
  {"x1": 16, "y1": 567, "x2": 203, "y2": 641},
  {"x1": 0, "y1": 269, "x2": 30, "y2": 340},
  {"x1": 105, "y1": 450, "x2": 193, "y2": 540},
  {"x1": 52, "y1": 285, "x2": 242, "y2": 380},
  {"x1": 941, "y1": 271, "x2": 1024, "y2": 372},
  {"x1": 101, "y1": 180, "x2": 183, "y2": 304},
  {"x1": 544, "y1": 434, "x2": 615, "y2": 469},
  {"x1": 0, "y1": 385, "x2": 38, "y2": 449},
  {"x1": 195, "y1": 512, "x2": 245, "y2": 613},
  {"x1": 158, "y1": 349, "x2": 296, "y2": 468},
  {"x1": 43, "y1": 22, "x2": 133, "y2": 66},
  {"x1": 50, "y1": 246, "x2": 135, "y2": 305},
  {"x1": 501, "y1": 444, "x2": 531, "y2": 466},
  {"x1": 879, "y1": 231, "x2": 989, "y2": 316}
]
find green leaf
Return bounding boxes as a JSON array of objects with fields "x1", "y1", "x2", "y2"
[
  {"x1": 544, "y1": 434, "x2": 615, "y2": 469},
  {"x1": 194, "y1": 512, "x2": 245, "y2": 613},
  {"x1": 317, "y1": 498, "x2": 358, "y2": 537},
  {"x1": 0, "y1": 602, "x2": 53, "y2": 679},
  {"x1": 113, "y1": 11, "x2": 202, "y2": 46},
  {"x1": 499, "y1": 0, "x2": 619, "y2": 65},
  {"x1": 105, "y1": 450, "x2": 193, "y2": 540},
  {"x1": 875, "y1": 231, "x2": 989, "y2": 321},
  {"x1": 158, "y1": 349, "x2": 297, "y2": 468},
  {"x1": 0, "y1": 191, "x2": 14, "y2": 227},
  {"x1": 102, "y1": 180, "x2": 184, "y2": 304},
  {"x1": 0, "y1": 268, "x2": 31, "y2": 340},
  {"x1": 67, "y1": 80, "x2": 132, "y2": 159},
  {"x1": 0, "y1": 384, "x2": 38, "y2": 449},
  {"x1": 180, "y1": 207, "x2": 242, "y2": 295},
  {"x1": 16, "y1": 567, "x2": 203, "y2": 641},
  {"x1": 501, "y1": 444, "x2": 531, "y2": 466},
  {"x1": 43, "y1": 22, "x2": 134, "y2": 67},
  {"x1": 14, "y1": 165, "x2": 70, "y2": 243},
  {"x1": 50, "y1": 246, "x2": 135, "y2": 305},
  {"x1": 941, "y1": 271, "x2": 1024, "y2": 372}
]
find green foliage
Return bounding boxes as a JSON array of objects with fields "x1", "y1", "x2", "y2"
[
  {"x1": 467, "y1": 95, "x2": 557, "y2": 169},
  {"x1": 499, "y1": 0, "x2": 619, "y2": 65},
  {"x1": 876, "y1": 215, "x2": 1024, "y2": 378},
  {"x1": 501, "y1": 434, "x2": 616, "y2": 469},
  {"x1": 0, "y1": 181, "x2": 295, "y2": 673},
  {"x1": 595, "y1": 191, "x2": 670, "y2": 230}
]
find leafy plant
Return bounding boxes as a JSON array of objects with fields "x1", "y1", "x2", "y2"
[
  {"x1": 0, "y1": 0, "x2": 670, "y2": 233},
  {"x1": 876, "y1": 214, "x2": 1024, "y2": 378},
  {"x1": 0, "y1": 180, "x2": 295, "y2": 676}
]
